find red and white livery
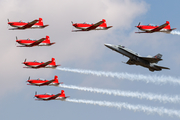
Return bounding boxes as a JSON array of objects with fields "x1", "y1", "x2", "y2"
[
  {"x1": 135, "y1": 21, "x2": 176, "y2": 33},
  {"x1": 23, "y1": 58, "x2": 60, "y2": 69},
  {"x1": 72, "y1": 19, "x2": 112, "y2": 32},
  {"x1": 16, "y1": 36, "x2": 55, "y2": 47},
  {"x1": 34, "y1": 90, "x2": 69, "y2": 101},
  {"x1": 8, "y1": 18, "x2": 49, "y2": 30},
  {"x1": 27, "y1": 75, "x2": 62, "y2": 86}
]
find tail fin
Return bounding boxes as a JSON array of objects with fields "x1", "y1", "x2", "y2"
[
  {"x1": 153, "y1": 53, "x2": 162, "y2": 59},
  {"x1": 153, "y1": 54, "x2": 162, "y2": 63},
  {"x1": 45, "y1": 36, "x2": 50, "y2": 43},
  {"x1": 165, "y1": 21, "x2": 171, "y2": 29},
  {"x1": 51, "y1": 58, "x2": 56, "y2": 65},
  {"x1": 54, "y1": 75, "x2": 59, "y2": 83},
  {"x1": 60, "y1": 90, "x2": 65, "y2": 97},
  {"x1": 100, "y1": 19, "x2": 107, "y2": 27},
  {"x1": 38, "y1": 18, "x2": 44, "y2": 26}
]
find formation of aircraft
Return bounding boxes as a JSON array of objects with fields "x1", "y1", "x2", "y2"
[
  {"x1": 34, "y1": 90, "x2": 69, "y2": 101},
  {"x1": 27, "y1": 75, "x2": 63, "y2": 86},
  {"x1": 135, "y1": 21, "x2": 176, "y2": 33},
  {"x1": 104, "y1": 44, "x2": 170, "y2": 72},
  {"x1": 71, "y1": 19, "x2": 112, "y2": 32},
  {"x1": 8, "y1": 18, "x2": 49, "y2": 30},
  {"x1": 23, "y1": 58, "x2": 60, "y2": 69},
  {"x1": 16, "y1": 36, "x2": 55, "y2": 47},
  {"x1": 9, "y1": 17, "x2": 174, "y2": 101}
]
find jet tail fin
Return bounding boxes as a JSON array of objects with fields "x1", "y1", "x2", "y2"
[{"x1": 153, "y1": 54, "x2": 162, "y2": 63}]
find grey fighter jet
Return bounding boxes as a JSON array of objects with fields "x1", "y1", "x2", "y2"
[{"x1": 104, "y1": 44, "x2": 170, "y2": 72}]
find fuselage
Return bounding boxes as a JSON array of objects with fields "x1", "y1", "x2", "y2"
[
  {"x1": 104, "y1": 44, "x2": 162, "y2": 71},
  {"x1": 27, "y1": 79, "x2": 59, "y2": 86},
  {"x1": 35, "y1": 94, "x2": 67, "y2": 101},
  {"x1": 8, "y1": 22, "x2": 48, "y2": 28},
  {"x1": 23, "y1": 61, "x2": 58, "y2": 68},
  {"x1": 73, "y1": 23, "x2": 110, "y2": 30},
  {"x1": 16, "y1": 39, "x2": 54, "y2": 46},
  {"x1": 136, "y1": 24, "x2": 173, "y2": 33}
]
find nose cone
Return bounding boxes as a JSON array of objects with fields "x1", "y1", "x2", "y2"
[
  {"x1": 27, "y1": 80, "x2": 31, "y2": 83},
  {"x1": 73, "y1": 23, "x2": 77, "y2": 27},
  {"x1": 104, "y1": 43, "x2": 113, "y2": 49},
  {"x1": 22, "y1": 62, "x2": 28, "y2": 65},
  {"x1": 8, "y1": 22, "x2": 13, "y2": 25},
  {"x1": 16, "y1": 40, "x2": 20, "y2": 43},
  {"x1": 35, "y1": 95, "x2": 39, "y2": 98}
]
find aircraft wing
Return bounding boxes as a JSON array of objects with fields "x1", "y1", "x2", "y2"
[
  {"x1": 85, "y1": 20, "x2": 104, "y2": 31},
  {"x1": 140, "y1": 57, "x2": 162, "y2": 63},
  {"x1": 135, "y1": 32, "x2": 148, "y2": 33},
  {"x1": 35, "y1": 61, "x2": 52, "y2": 68},
  {"x1": 150, "y1": 22, "x2": 168, "y2": 32},
  {"x1": 39, "y1": 80, "x2": 55, "y2": 86},
  {"x1": 21, "y1": 19, "x2": 39, "y2": 29},
  {"x1": 28, "y1": 38, "x2": 46, "y2": 46},
  {"x1": 47, "y1": 93, "x2": 61, "y2": 100},
  {"x1": 154, "y1": 65, "x2": 170, "y2": 70},
  {"x1": 126, "y1": 59, "x2": 135, "y2": 65}
]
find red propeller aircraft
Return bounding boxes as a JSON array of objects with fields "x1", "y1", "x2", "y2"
[
  {"x1": 135, "y1": 21, "x2": 176, "y2": 33},
  {"x1": 8, "y1": 18, "x2": 49, "y2": 30},
  {"x1": 71, "y1": 19, "x2": 112, "y2": 32},
  {"x1": 27, "y1": 75, "x2": 63, "y2": 86},
  {"x1": 23, "y1": 58, "x2": 60, "y2": 69},
  {"x1": 34, "y1": 90, "x2": 69, "y2": 101},
  {"x1": 16, "y1": 35, "x2": 55, "y2": 47}
]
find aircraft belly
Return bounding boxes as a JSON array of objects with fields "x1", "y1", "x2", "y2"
[
  {"x1": 19, "y1": 43, "x2": 31, "y2": 46},
  {"x1": 55, "y1": 97, "x2": 65, "y2": 101},
  {"x1": 39, "y1": 43, "x2": 48, "y2": 46},
  {"x1": 45, "y1": 65, "x2": 56, "y2": 68}
]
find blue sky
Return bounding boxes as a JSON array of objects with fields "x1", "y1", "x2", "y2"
[{"x1": 1, "y1": 0, "x2": 180, "y2": 120}]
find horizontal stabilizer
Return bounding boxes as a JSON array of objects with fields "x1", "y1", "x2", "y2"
[{"x1": 154, "y1": 65, "x2": 170, "y2": 70}]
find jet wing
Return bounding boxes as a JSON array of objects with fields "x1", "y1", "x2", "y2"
[
  {"x1": 126, "y1": 59, "x2": 135, "y2": 65},
  {"x1": 140, "y1": 57, "x2": 162, "y2": 63},
  {"x1": 21, "y1": 19, "x2": 39, "y2": 29},
  {"x1": 28, "y1": 38, "x2": 46, "y2": 46},
  {"x1": 85, "y1": 20, "x2": 104, "y2": 31},
  {"x1": 47, "y1": 93, "x2": 61, "y2": 100},
  {"x1": 150, "y1": 22, "x2": 168, "y2": 32},
  {"x1": 39, "y1": 80, "x2": 55, "y2": 86},
  {"x1": 34, "y1": 61, "x2": 52, "y2": 68}
]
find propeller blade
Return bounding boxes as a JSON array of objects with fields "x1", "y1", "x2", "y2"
[
  {"x1": 71, "y1": 21, "x2": 73, "y2": 24},
  {"x1": 16, "y1": 36, "x2": 18, "y2": 40},
  {"x1": 28, "y1": 76, "x2": 30, "y2": 80},
  {"x1": 33, "y1": 91, "x2": 37, "y2": 98},
  {"x1": 138, "y1": 22, "x2": 141, "y2": 26},
  {"x1": 22, "y1": 59, "x2": 26, "y2": 64},
  {"x1": 135, "y1": 22, "x2": 141, "y2": 27},
  {"x1": 7, "y1": 19, "x2": 9, "y2": 23}
]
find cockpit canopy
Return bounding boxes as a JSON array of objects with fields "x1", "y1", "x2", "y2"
[{"x1": 118, "y1": 45, "x2": 125, "y2": 48}]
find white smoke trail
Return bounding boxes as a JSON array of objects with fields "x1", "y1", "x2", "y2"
[
  {"x1": 170, "y1": 30, "x2": 180, "y2": 35},
  {"x1": 60, "y1": 84, "x2": 180, "y2": 103},
  {"x1": 56, "y1": 67, "x2": 180, "y2": 85},
  {"x1": 66, "y1": 98, "x2": 180, "y2": 118}
]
